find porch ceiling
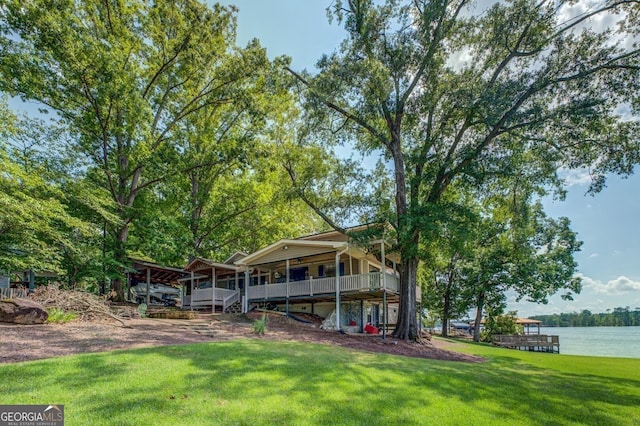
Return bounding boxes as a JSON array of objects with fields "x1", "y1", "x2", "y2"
[
  {"x1": 130, "y1": 259, "x2": 185, "y2": 286},
  {"x1": 235, "y1": 240, "x2": 347, "y2": 267}
]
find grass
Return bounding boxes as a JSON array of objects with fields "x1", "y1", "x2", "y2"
[
  {"x1": 46, "y1": 308, "x2": 78, "y2": 324},
  {"x1": 0, "y1": 338, "x2": 638, "y2": 425}
]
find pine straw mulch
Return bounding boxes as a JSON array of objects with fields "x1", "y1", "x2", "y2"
[{"x1": 0, "y1": 309, "x2": 483, "y2": 364}]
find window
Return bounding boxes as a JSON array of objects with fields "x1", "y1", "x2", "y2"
[{"x1": 318, "y1": 263, "x2": 344, "y2": 277}]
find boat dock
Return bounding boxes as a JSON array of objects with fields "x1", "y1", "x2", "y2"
[{"x1": 492, "y1": 334, "x2": 560, "y2": 353}]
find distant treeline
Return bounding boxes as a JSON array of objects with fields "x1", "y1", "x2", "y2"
[{"x1": 530, "y1": 307, "x2": 640, "y2": 327}]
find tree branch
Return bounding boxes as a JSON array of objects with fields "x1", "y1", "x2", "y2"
[{"x1": 286, "y1": 66, "x2": 392, "y2": 148}]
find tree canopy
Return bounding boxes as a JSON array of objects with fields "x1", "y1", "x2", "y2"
[
  {"x1": 288, "y1": 0, "x2": 640, "y2": 339},
  {"x1": 0, "y1": 0, "x2": 321, "y2": 292},
  {"x1": 0, "y1": 0, "x2": 638, "y2": 330}
]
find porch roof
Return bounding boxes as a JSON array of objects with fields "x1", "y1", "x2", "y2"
[
  {"x1": 184, "y1": 257, "x2": 242, "y2": 273},
  {"x1": 129, "y1": 258, "x2": 186, "y2": 286},
  {"x1": 223, "y1": 251, "x2": 249, "y2": 264},
  {"x1": 234, "y1": 239, "x2": 347, "y2": 267}
]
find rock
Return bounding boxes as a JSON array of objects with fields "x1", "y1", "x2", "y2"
[{"x1": 0, "y1": 298, "x2": 48, "y2": 324}]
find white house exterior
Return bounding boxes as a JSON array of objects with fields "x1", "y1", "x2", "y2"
[{"x1": 178, "y1": 227, "x2": 421, "y2": 334}]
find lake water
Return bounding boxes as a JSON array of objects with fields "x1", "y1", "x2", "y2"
[{"x1": 539, "y1": 326, "x2": 640, "y2": 358}]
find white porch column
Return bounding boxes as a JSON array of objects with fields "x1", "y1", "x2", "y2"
[
  {"x1": 335, "y1": 251, "x2": 341, "y2": 330},
  {"x1": 190, "y1": 271, "x2": 194, "y2": 311},
  {"x1": 285, "y1": 259, "x2": 290, "y2": 296},
  {"x1": 381, "y1": 241, "x2": 386, "y2": 291},
  {"x1": 381, "y1": 241, "x2": 387, "y2": 339},
  {"x1": 211, "y1": 266, "x2": 216, "y2": 313},
  {"x1": 244, "y1": 268, "x2": 250, "y2": 313},
  {"x1": 234, "y1": 271, "x2": 239, "y2": 290},
  {"x1": 285, "y1": 259, "x2": 290, "y2": 315},
  {"x1": 145, "y1": 268, "x2": 151, "y2": 306}
]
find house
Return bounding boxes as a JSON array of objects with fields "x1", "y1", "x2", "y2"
[
  {"x1": 180, "y1": 253, "x2": 245, "y2": 313},
  {"x1": 179, "y1": 226, "x2": 421, "y2": 333}
]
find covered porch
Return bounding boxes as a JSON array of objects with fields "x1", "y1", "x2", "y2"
[
  {"x1": 235, "y1": 236, "x2": 418, "y2": 332},
  {"x1": 181, "y1": 257, "x2": 242, "y2": 313},
  {"x1": 246, "y1": 271, "x2": 400, "y2": 301}
]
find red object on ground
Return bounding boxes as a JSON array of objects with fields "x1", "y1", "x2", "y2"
[{"x1": 364, "y1": 324, "x2": 379, "y2": 334}]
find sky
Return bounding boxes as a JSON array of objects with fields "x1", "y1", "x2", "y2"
[{"x1": 217, "y1": 0, "x2": 640, "y2": 317}]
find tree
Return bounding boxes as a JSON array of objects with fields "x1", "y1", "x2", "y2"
[
  {"x1": 0, "y1": 99, "x2": 104, "y2": 276},
  {"x1": 421, "y1": 190, "x2": 478, "y2": 337},
  {"x1": 482, "y1": 311, "x2": 520, "y2": 342},
  {"x1": 287, "y1": 0, "x2": 640, "y2": 340},
  {"x1": 462, "y1": 193, "x2": 581, "y2": 341},
  {"x1": 424, "y1": 254, "x2": 470, "y2": 337},
  {"x1": 0, "y1": 0, "x2": 275, "y2": 299},
  {"x1": 170, "y1": 54, "x2": 308, "y2": 260}
]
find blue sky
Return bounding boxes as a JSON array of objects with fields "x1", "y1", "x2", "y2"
[{"x1": 218, "y1": 0, "x2": 640, "y2": 317}]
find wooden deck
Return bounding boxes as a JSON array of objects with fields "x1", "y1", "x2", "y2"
[{"x1": 492, "y1": 334, "x2": 560, "y2": 353}]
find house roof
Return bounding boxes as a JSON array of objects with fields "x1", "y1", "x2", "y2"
[
  {"x1": 297, "y1": 224, "x2": 401, "y2": 264},
  {"x1": 184, "y1": 257, "x2": 241, "y2": 273},
  {"x1": 223, "y1": 251, "x2": 249, "y2": 265},
  {"x1": 235, "y1": 239, "x2": 348, "y2": 267},
  {"x1": 298, "y1": 223, "x2": 388, "y2": 242},
  {"x1": 517, "y1": 318, "x2": 542, "y2": 325},
  {"x1": 129, "y1": 258, "x2": 186, "y2": 286}
]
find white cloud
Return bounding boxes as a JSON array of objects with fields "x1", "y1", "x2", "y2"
[
  {"x1": 588, "y1": 253, "x2": 599, "y2": 259},
  {"x1": 582, "y1": 274, "x2": 640, "y2": 295},
  {"x1": 558, "y1": 168, "x2": 592, "y2": 187},
  {"x1": 507, "y1": 274, "x2": 640, "y2": 316}
]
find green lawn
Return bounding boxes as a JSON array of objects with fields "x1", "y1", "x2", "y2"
[{"x1": 0, "y1": 338, "x2": 638, "y2": 425}]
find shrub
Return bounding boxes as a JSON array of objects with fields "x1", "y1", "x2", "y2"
[
  {"x1": 47, "y1": 308, "x2": 78, "y2": 324},
  {"x1": 137, "y1": 303, "x2": 148, "y2": 319},
  {"x1": 253, "y1": 314, "x2": 268, "y2": 335},
  {"x1": 481, "y1": 311, "x2": 522, "y2": 342}
]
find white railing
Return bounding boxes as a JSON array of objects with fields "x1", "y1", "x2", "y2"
[
  {"x1": 0, "y1": 288, "x2": 29, "y2": 299},
  {"x1": 190, "y1": 287, "x2": 214, "y2": 306},
  {"x1": 187, "y1": 287, "x2": 239, "y2": 309},
  {"x1": 213, "y1": 288, "x2": 237, "y2": 303},
  {"x1": 223, "y1": 290, "x2": 240, "y2": 312},
  {"x1": 384, "y1": 273, "x2": 399, "y2": 292},
  {"x1": 310, "y1": 277, "x2": 335, "y2": 294},
  {"x1": 246, "y1": 272, "x2": 402, "y2": 301}
]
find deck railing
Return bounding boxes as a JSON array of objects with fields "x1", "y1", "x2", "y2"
[
  {"x1": 492, "y1": 334, "x2": 560, "y2": 353},
  {"x1": 185, "y1": 287, "x2": 239, "y2": 310},
  {"x1": 0, "y1": 288, "x2": 29, "y2": 299},
  {"x1": 222, "y1": 291, "x2": 240, "y2": 311},
  {"x1": 247, "y1": 272, "x2": 402, "y2": 301}
]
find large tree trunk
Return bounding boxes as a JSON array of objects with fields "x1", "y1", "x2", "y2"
[
  {"x1": 473, "y1": 291, "x2": 485, "y2": 342},
  {"x1": 442, "y1": 285, "x2": 451, "y2": 338},
  {"x1": 190, "y1": 174, "x2": 202, "y2": 258},
  {"x1": 110, "y1": 223, "x2": 129, "y2": 302},
  {"x1": 393, "y1": 257, "x2": 420, "y2": 340},
  {"x1": 389, "y1": 130, "x2": 422, "y2": 341}
]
